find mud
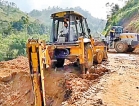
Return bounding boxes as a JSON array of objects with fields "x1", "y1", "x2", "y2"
[
  {"x1": 0, "y1": 53, "x2": 139, "y2": 106},
  {"x1": 43, "y1": 67, "x2": 79, "y2": 106},
  {"x1": 97, "y1": 53, "x2": 139, "y2": 106},
  {"x1": 62, "y1": 53, "x2": 139, "y2": 106},
  {"x1": 43, "y1": 62, "x2": 109, "y2": 106},
  {"x1": 0, "y1": 57, "x2": 34, "y2": 106}
]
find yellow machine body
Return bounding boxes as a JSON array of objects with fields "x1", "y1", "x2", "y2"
[{"x1": 26, "y1": 11, "x2": 108, "y2": 106}]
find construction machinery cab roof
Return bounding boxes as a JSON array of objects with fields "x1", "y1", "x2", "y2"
[
  {"x1": 51, "y1": 11, "x2": 84, "y2": 20},
  {"x1": 112, "y1": 26, "x2": 123, "y2": 29}
]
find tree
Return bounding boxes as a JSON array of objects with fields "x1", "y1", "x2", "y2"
[
  {"x1": 11, "y1": 2, "x2": 16, "y2": 8},
  {"x1": 9, "y1": 38, "x2": 26, "y2": 56},
  {"x1": 105, "y1": 2, "x2": 120, "y2": 18},
  {"x1": 21, "y1": 15, "x2": 29, "y2": 36},
  {"x1": 111, "y1": 4, "x2": 120, "y2": 15},
  {"x1": 12, "y1": 20, "x2": 24, "y2": 31}
]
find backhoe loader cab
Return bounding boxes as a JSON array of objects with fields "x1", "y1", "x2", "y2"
[{"x1": 50, "y1": 11, "x2": 91, "y2": 43}]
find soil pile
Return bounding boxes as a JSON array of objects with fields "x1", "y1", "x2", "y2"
[{"x1": 0, "y1": 56, "x2": 34, "y2": 106}]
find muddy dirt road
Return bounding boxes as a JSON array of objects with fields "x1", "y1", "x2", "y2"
[
  {"x1": 97, "y1": 53, "x2": 139, "y2": 106},
  {"x1": 0, "y1": 52, "x2": 139, "y2": 106}
]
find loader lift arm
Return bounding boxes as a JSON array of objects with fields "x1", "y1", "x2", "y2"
[{"x1": 26, "y1": 39, "x2": 51, "y2": 106}]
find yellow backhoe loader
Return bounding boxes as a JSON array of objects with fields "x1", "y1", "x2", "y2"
[{"x1": 26, "y1": 11, "x2": 108, "y2": 106}]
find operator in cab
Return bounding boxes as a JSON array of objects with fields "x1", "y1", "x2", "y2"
[
  {"x1": 60, "y1": 22, "x2": 69, "y2": 41},
  {"x1": 110, "y1": 28, "x2": 115, "y2": 41},
  {"x1": 109, "y1": 27, "x2": 115, "y2": 46},
  {"x1": 61, "y1": 22, "x2": 69, "y2": 34},
  {"x1": 59, "y1": 21, "x2": 76, "y2": 42}
]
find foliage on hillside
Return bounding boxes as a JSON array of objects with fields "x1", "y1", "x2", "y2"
[
  {"x1": 0, "y1": 0, "x2": 49, "y2": 61},
  {"x1": 0, "y1": 0, "x2": 49, "y2": 36},
  {"x1": 0, "y1": 32, "x2": 49, "y2": 61},
  {"x1": 103, "y1": 0, "x2": 139, "y2": 36},
  {"x1": 29, "y1": 6, "x2": 106, "y2": 36}
]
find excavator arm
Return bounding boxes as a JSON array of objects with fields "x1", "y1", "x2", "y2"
[{"x1": 26, "y1": 39, "x2": 51, "y2": 106}]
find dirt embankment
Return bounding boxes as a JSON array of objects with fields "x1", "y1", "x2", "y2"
[
  {"x1": 123, "y1": 12, "x2": 139, "y2": 33},
  {"x1": 0, "y1": 57, "x2": 34, "y2": 106}
]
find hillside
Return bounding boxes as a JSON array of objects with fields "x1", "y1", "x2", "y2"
[
  {"x1": 0, "y1": 2, "x2": 34, "y2": 22},
  {"x1": 0, "y1": 0, "x2": 49, "y2": 61},
  {"x1": 103, "y1": 0, "x2": 139, "y2": 35},
  {"x1": 0, "y1": 1, "x2": 107, "y2": 36},
  {"x1": 0, "y1": 1, "x2": 49, "y2": 36},
  {"x1": 29, "y1": 6, "x2": 107, "y2": 36}
]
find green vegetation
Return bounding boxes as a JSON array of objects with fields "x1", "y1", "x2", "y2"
[
  {"x1": 103, "y1": 0, "x2": 139, "y2": 36},
  {"x1": 0, "y1": 0, "x2": 49, "y2": 61},
  {"x1": 0, "y1": 2, "x2": 49, "y2": 36},
  {"x1": 0, "y1": 32, "x2": 49, "y2": 61}
]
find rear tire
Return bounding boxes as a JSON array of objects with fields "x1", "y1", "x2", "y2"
[
  {"x1": 114, "y1": 41, "x2": 128, "y2": 53},
  {"x1": 94, "y1": 41, "x2": 106, "y2": 46},
  {"x1": 82, "y1": 43, "x2": 94, "y2": 74}
]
